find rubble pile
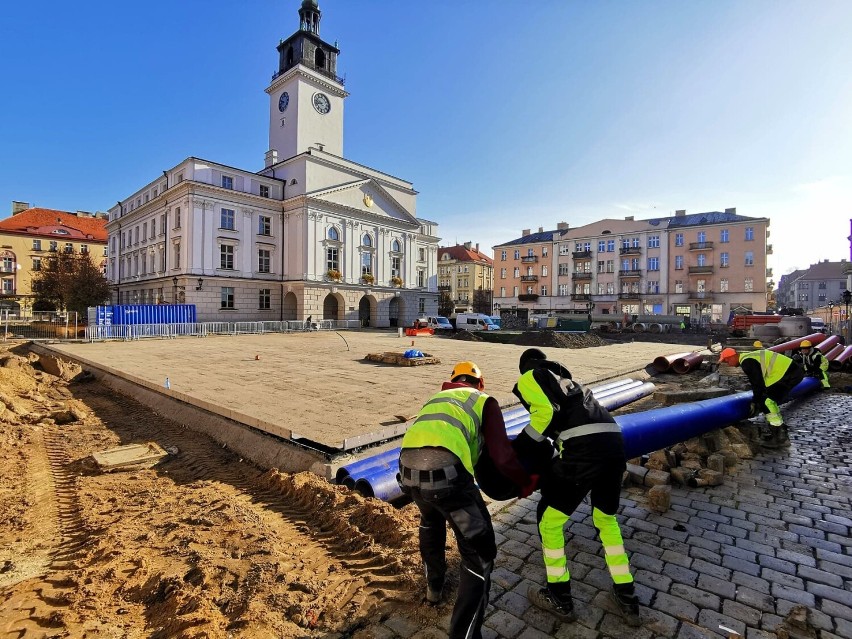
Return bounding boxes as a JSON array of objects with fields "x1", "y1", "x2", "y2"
[{"x1": 512, "y1": 331, "x2": 607, "y2": 349}]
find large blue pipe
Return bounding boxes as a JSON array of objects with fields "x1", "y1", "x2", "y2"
[{"x1": 619, "y1": 377, "x2": 820, "y2": 459}]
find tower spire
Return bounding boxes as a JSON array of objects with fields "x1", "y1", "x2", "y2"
[{"x1": 299, "y1": 0, "x2": 321, "y2": 36}]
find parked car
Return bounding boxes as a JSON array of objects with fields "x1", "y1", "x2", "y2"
[{"x1": 456, "y1": 313, "x2": 500, "y2": 331}]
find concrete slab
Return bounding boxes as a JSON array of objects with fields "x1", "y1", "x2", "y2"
[
  {"x1": 43, "y1": 331, "x2": 703, "y2": 451},
  {"x1": 92, "y1": 442, "x2": 168, "y2": 470}
]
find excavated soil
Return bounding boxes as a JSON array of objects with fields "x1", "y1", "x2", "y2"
[{"x1": 0, "y1": 344, "x2": 451, "y2": 639}]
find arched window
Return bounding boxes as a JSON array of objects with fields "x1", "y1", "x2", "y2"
[
  {"x1": 315, "y1": 48, "x2": 326, "y2": 69},
  {"x1": 362, "y1": 233, "x2": 372, "y2": 247},
  {"x1": 391, "y1": 239, "x2": 401, "y2": 252},
  {"x1": 286, "y1": 46, "x2": 294, "y2": 68},
  {"x1": 327, "y1": 227, "x2": 339, "y2": 241}
]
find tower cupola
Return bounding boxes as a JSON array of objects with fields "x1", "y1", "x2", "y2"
[{"x1": 299, "y1": 0, "x2": 321, "y2": 35}]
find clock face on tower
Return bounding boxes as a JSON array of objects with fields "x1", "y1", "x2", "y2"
[
  {"x1": 312, "y1": 92, "x2": 331, "y2": 115},
  {"x1": 278, "y1": 92, "x2": 290, "y2": 112}
]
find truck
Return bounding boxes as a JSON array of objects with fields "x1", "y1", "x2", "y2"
[
  {"x1": 455, "y1": 313, "x2": 500, "y2": 331},
  {"x1": 726, "y1": 312, "x2": 781, "y2": 337}
]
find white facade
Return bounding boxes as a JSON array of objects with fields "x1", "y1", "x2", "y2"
[{"x1": 106, "y1": 1, "x2": 438, "y2": 325}]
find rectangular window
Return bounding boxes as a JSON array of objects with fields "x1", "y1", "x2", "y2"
[
  {"x1": 631, "y1": 258, "x2": 640, "y2": 270},
  {"x1": 418, "y1": 297, "x2": 426, "y2": 315},
  {"x1": 32, "y1": 257, "x2": 41, "y2": 271},
  {"x1": 103, "y1": 246, "x2": 108, "y2": 256},
  {"x1": 720, "y1": 229, "x2": 729, "y2": 243},
  {"x1": 142, "y1": 222, "x2": 147, "y2": 241},
  {"x1": 259, "y1": 289, "x2": 271, "y2": 310},
  {"x1": 675, "y1": 255, "x2": 683, "y2": 270},
  {"x1": 173, "y1": 242, "x2": 181, "y2": 268},
  {"x1": 527, "y1": 248, "x2": 535, "y2": 257},
  {"x1": 606, "y1": 282, "x2": 614, "y2": 295},
  {"x1": 221, "y1": 208, "x2": 235, "y2": 230},
  {"x1": 542, "y1": 246, "x2": 548, "y2": 257},
  {"x1": 648, "y1": 235, "x2": 660, "y2": 248},
  {"x1": 559, "y1": 244, "x2": 570, "y2": 256},
  {"x1": 258, "y1": 249, "x2": 271, "y2": 273},
  {"x1": 606, "y1": 260, "x2": 614, "y2": 273},
  {"x1": 501, "y1": 250, "x2": 507, "y2": 261},
  {"x1": 559, "y1": 263, "x2": 570, "y2": 276},
  {"x1": 631, "y1": 238, "x2": 640, "y2": 248},
  {"x1": 500, "y1": 268, "x2": 507, "y2": 278},
  {"x1": 500, "y1": 287, "x2": 505, "y2": 297},
  {"x1": 326, "y1": 246, "x2": 339, "y2": 271},
  {"x1": 221, "y1": 287, "x2": 235, "y2": 309},
  {"x1": 259, "y1": 184, "x2": 270, "y2": 198},
  {"x1": 697, "y1": 231, "x2": 706, "y2": 243},
  {"x1": 513, "y1": 286, "x2": 519, "y2": 297},
  {"x1": 513, "y1": 267, "x2": 520, "y2": 277},
  {"x1": 697, "y1": 254, "x2": 706, "y2": 266},
  {"x1": 647, "y1": 281, "x2": 659, "y2": 293},
  {"x1": 361, "y1": 252, "x2": 373, "y2": 276},
  {"x1": 258, "y1": 215, "x2": 271, "y2": 236},
  {"x1": 720, "y1": 252, "x2": 729, "y2": 267},
  {"x1": 675, "y1": 233, "x2": 683, "y2": 247},
  {"x1": 64, "y1": 243, "x2": 73, "y2": 253},
  {"x1": 418, "y1": 248, "x2": 426, "y2": 261},
  {"x1": 675, "y1": 280, "x2": 683, "y2": 294},
  {"x1": 80, "y1": 244, "x2": 88, "y2": 254},
  {"x1": 176, "y1": 172, "x2": 184, "y2": 183},
  {"x1": 745, "y1": 227, "x2": 754, "y2": 241},
  {"x1": 175, "y1": 207, "x2": 181, "y2": 229},
  {"x1": 160, "y1": 214, "x2": 166, "y2": 234},
  {"x1": 648, "y1": 257, "x2": 659, "y2": 270},
  {"x1": 745, "y1": 251, "x2": 754, "y2": 266},
  {"x1": 598, "y1": 240, "x2": 606, "y2": 252},
  {"x1": 391, "y1": 256, "x2": 401, "y2": 278},
  {"x1": 150, "y1": 221, "x2": 155, "y2": 239},
  {"x1": 220, "y1": 245, "x2": 234, "y2": 269},
  {"x1": 50, "y1": 241, "x2": 58, "y2": 251},
  {"x1": 720, "y1": 279, "x2": 729, "y2": 292},
  {"x1": 744, "y1": 278, "x2": 754, "y2": 292},
  {"x1": 513, "y1": 249, "x2": 520, "y2": 260},
  {"x1": 596, "y1": 261, "x2": 605, "y2": 273},
  {"x1": 134, "y1": 227, "x2": 139, "y2": 244},
  {"x1": 607, "y1": 240, "x2": 615, "y2": 252},
  {"x1": 417, "y1": 269, "x2": 425, "y2": 287},
  {"x1": 222, "y1": 175, "x2": 234, "y2": 190},
  {"x1": 32, "y1": 239, "x2": 41, "y2": 251}
]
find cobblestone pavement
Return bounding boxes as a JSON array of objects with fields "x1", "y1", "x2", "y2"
[{"x1": 377, "y1": 392, "x2": 852, "y2": 639}]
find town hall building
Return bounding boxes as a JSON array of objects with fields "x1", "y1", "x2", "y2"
[{"x1": 106, "y1": 0, "x2": 439, "y2": 325}]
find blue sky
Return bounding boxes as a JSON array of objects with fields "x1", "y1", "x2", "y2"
[{"x1": 2, "y1": 0, "x2": 851, "y2": 281}]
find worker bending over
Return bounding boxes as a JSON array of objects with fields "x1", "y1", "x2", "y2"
[
  {"x1": 511, "y1": 348, "x2": 640, "y2": 627},
  {"x1": 398, "y1": 361, "x2": 536, "y2": 639},
  {"x1": 719, "y1": 347, "x2": 804, "y2": 448},
  {"x1": 793, "y1": 340, "x2": 830, "y2": 389}
]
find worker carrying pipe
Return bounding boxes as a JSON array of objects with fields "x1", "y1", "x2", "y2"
[
  {"x1": 510, "y1": 348, "x2": 641, "y2": 627},
  {"x1": 718, "y1": 347, "x2": 804, "y2": 448},
  {"x1": 792, "y1": 339, "x2": 830, "y2": 390},
  {"x1": 396, "y1": 361, "x2": 537, "y2": 639}
]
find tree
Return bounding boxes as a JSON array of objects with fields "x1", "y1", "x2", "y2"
[
  {"x1": 32, "y1": 251, "x2": 111, "y2": 317},
  {"x1": 438, "y1": 291, "x2": 454, "y2": 317},
  {"x1": 472, "y1": 288, "x2": 492, "y2": 314}
]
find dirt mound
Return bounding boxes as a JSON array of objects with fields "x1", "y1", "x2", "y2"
[
  {"x1": 453, "y1": 330, "x2": 483, "y2": 341},
  {"x1": 512, "y1": 331, "x2": 608, "y2": 349}
]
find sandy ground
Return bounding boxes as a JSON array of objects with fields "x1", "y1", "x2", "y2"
[{"x1": 45, "y1": 331, "x2": 705, "y2": 449}]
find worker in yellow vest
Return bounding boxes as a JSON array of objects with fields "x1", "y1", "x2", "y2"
[
  {"x1": 719, "y1": 347, "x2": 804, "y2": 447},
  {"x1": 792, "y1": 340, "x2": 830, "y2": 389},
  {"x1": 398, "y1": 361, "x2": 536, "y2": 639},
  {"x1": 511, "y1": 348, "x2": 640, "y2": 627}
]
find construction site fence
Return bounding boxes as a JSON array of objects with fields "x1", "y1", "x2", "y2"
[
  {"x1": 2, "y1": 313, "x2": 82, "y2": 342},
  {"x1": 84, "y1": 319, "x2": 361, "y2": 342}
]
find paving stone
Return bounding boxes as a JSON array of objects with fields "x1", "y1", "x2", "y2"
[
  {"x1": 723, "y1": 555, "x2": 760, "y2": 576},
  {"x1": 520, "y1": 605, "x2": 558, "y2": 636},
  {"x1": 662, "y1": 562, "x2": 699, "y2": 587},
  {"x1": 411, "y1": 627, "x2": 449, "y2": 639},
  {"x1": 495, "y1": 590, "x2": 533, "y2": 617},
  {"x1": 816, "y1": 547, "x2": 852, "y2": 568},
  {"x1": 654, "y1": 592, "x2": 699, "y2": 622},
  {"x1": 796, "y1": 564, "x2": 844, "y2": 587},
  {"x1": 641, "y1": 608, "x2": 680, "y2": 638},
  {"x1": 572, "y1": 595, "x2": 605, "y2": 628},
  {"x1": 492, "y1": 566, "x2": 524, "y2": 591},
  {"x1": 568, "y1": 579, "x2": 597, "y2": 604},
  {"x1": 697, "y1": 608, "x2": 747, "y2": 637},
  {"x1": 553, "y1": 622, "x2": 600, "y2": 639},
  {"x1": 759, "y1": 612, "x2": 784, "y2": 633},
  {"x1": 773, "y1": 548, "x2": 816, "y2": 568},
  {"x1": 756, "y1": 554, "x2": 797, "y2": 575},
  {"x1": 504, "y1": 528, "x2": 532, "y2": 543},
  {"x1": 806, "y1": 582, "x2": 852, "y2": 607},
  {"x1": 384, "y1": 615, "x2": 422, "y2": 638},
  {"x1": 817, "y1": 559, "x2": 852, "y2": 580},
  {"x1": 690, "y1": 558, "x2": 730, "y2": 580},
  {"x1": 496, "y1": 553, "x2": 525, "y2": 572},
  {"x1": 696, "y1": 574, "x2": 736, "y2": 599},
  {"x1": 734, "y1": 586, "x2": 775, "y2": 613},
  {"x1": 688, "y1": 546, "x2": 722, "y2": 566},
  {"x1": 834, "y1": 617, "x2": 852, "y2": 639},
  {"x1": 675, "y1": 622, "x2": 718, "y2": 638},
  {"x1": 661, "y1": 538, "x2": 691, "y2": 555},
  {"x1": 722, "y1": 599, "x2": 762, "y2": 627},
  {"x1": 745, "y1": 629, "x2": 777, "y2": 639},
  {"x1": 770, "y1": 583, "x2": 815, "y2": 607},
  {"x1": 630, "y1": 553, "x2": 664, "y2": 573},
  {"x1": 715, "y1": 523, "x2": 749, "y2": 539},
  {"x1": 501, "y1": 539, "x2": 535, "y2": 560},
  {"x1": 670, "y1": 583, "x2": 721, "y2": 611},
  {"x1": 599, "y1": 612, "x2": 654, "y2": 639},
  {"x1": 517, "y1": 625, "x2": 553, "y2": 639}
]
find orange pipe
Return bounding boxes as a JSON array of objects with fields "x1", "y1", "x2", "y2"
[
  {"x1": 652, "y1": 352, "x2": 694, "y2": 373},
  {"x1": 672, "y1": 352, "x2": 704, "y2": 374},
  {"x1": 816, "y1": 335, "x2": 841, "y2": 354},
  {"x1": 768, "y1": 333, "x2": 827, "y2": 353},
  {"x1": 826, "y1": 344, "x2": 845, "y2": 361},
  {"x1": 829, "y1": 345, "x2": 852, "y2": 371}
]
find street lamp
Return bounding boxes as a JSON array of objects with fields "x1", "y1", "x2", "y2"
[{"x1": 828, "y1": 301, "x2": 835, "y2": 334}]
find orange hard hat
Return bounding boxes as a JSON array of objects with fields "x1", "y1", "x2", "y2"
[
  {"x1": 800, "y1": 339, "x2": 812, "y2": 348},
  {"x1": 719, "y1": 348, "x2": 739, "y2": 365},
  {"x1": 451, "y1": 361, "x2": 485, "y2": 389}
]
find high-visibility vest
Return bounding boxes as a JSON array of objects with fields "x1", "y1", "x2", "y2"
[
  {"x1": 739, "y1": 350, "x2": 793, "y2": 386},
  {"x1": 401, "y1": 387, "x2": 488, "y2": 476}
]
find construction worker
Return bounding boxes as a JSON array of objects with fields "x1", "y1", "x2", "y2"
[
  {"x1": 719, "y1": 347, "x2": 805, "y2": 447},
  {"x1": 792, "y1": 339, "x2": 830, "y2": 389},
  {"x1": 511, "y1": 348, "x2": 640, "y2": 627},
  {"x1": 397, "y1": 361, "x2": 536, "y2": 639}
]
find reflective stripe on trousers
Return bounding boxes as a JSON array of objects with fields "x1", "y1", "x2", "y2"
[
  {"x1": 592, "y1": 507, "x2": 634, "y2": 585},
  {"x1": 539, "y1": 506, "x2": 570, "y2": 583},
  {"x1": 764, "y1": 398, "x2": 783, "y2": 426}
]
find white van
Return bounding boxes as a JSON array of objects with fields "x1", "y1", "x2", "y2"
[
  {"x1": 456, "y1": 313, "x2": 500, "y2": 331},
  {"x1": 810, "y1": 318, "x2": 827, "y2": 334},
  {"x1": 416, "y1": 316, "x2": 454, "y2": 332}
]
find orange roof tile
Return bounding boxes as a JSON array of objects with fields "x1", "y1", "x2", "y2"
[
  {"x1": 0, "y1": 207, "x2": 107, "y2": 242},
  {"x1": 438, "y1": 244, "x2": 494, "y2": 266}
]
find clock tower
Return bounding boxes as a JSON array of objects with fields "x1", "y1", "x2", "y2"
[{"x1": 266, "y1": 0, "x2": 347, "y2": 161}]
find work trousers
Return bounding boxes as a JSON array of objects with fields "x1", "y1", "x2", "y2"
[
  {"x1": 404, "y1": 471, "x2": 495, "y2": 639},
  {"x1": 536, "y1": 453, "x2": 633, "y2": 586},
  {"x1": 759, "y1": 366, "x2": 805, "y2": 425}
]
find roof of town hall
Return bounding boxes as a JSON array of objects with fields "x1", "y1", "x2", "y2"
[
  {"x1": 438, "y1": 243, "x2": 494, "y2": 266},
  {"x1": 0, "y1": 208, "x2": 108, "y2": 242}
]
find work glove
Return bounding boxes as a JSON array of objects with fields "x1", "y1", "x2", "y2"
[{"x1": 519, "y1": 474, "x2": 540, "y2": 498}]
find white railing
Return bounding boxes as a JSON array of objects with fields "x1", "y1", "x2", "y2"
[{"x1": 84, "y1": 319, "x2": 360, "y2": 342}]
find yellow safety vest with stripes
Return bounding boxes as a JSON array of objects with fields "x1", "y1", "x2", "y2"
[
  {"x1": 401, "y1": 387, "x2": 488, "y2": 477},
  {"x1": 739, "y1": 350, "x2": 793, "y2": 386}
]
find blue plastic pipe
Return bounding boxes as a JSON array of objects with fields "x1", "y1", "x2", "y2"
[
  {"x1": 599, "y1": 382, "x2": 656, "y2": 411},
  {"x1": 619, "y1": 377, "x2": 820, "y2": 459}
]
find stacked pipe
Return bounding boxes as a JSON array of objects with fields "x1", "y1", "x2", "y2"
[
  {"x1": 652, "y1": 351, "x2": 705, "y2": 375},
  {"x1": 829, "y1": 345, "x2": 852, "y2": 371},
  {"x1": 340, "y1": 378, "x2": 656, "y2": 502}
]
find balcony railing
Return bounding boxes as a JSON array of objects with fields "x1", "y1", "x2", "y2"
[
  {"x1": 767, "y1": 244, "x2": 773, "y2": 254},
  {"x1": 518, "y1": 293, "x2": 539, "y2": 302},
  {"x1": 687, "y1": 291, "x2": 714, "y2": 301},
  {"x1": 521, "y1": 255, "x2": 538, "y2": 263},
  {"x1": 618, "y1": 292, "x2": 640, "y2": 299},
  {"x1": 689, "y1": 241, "x2": 715, "y2": 251},
  {"x1": 437, "y1": 285, "x2": 452, "y2": 291},
  {"x1": 618, "y1": 269, "x2": 642, "y2": 278},
  {"x1": 571, "y1": 272, "x2": 592, "y2": 280},
  {"x1": 688, "y1": 265, "x2": 715, "y2": 274},
  {"x1": 572, "y1": 250, "x2": 592, "y2": 259},
  {"x1": 571, "y1": 293, "x2": 592, "y2": 301},
  {"x1": 520, "y1": 275, "x2": 539, "y2": 282},
  {"x1": 619, "y1": 246, "x2": 642, "y2": 255}
]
